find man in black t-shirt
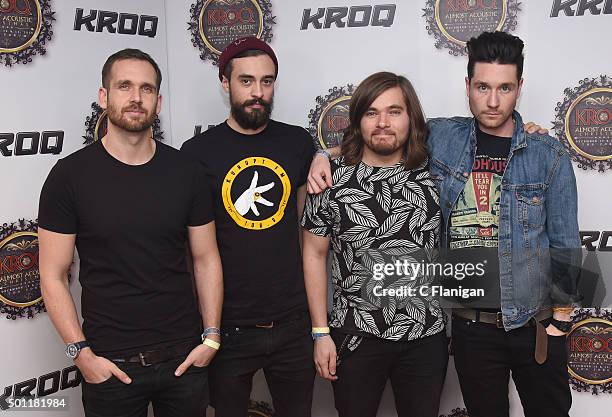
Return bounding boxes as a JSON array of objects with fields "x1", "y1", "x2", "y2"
[
  {"x1": 180, "y1": 38, "x2": 315, "y2": 417},
  {"x1": 38, "y1": 49, "x2": 223, "y2": 417}
]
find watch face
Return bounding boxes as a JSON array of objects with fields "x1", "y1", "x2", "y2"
[{"x1": 66, "y1": 344, "x2": 78, "y2": 358}]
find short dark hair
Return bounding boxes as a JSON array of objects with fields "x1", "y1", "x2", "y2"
[
  {"x1": 223, "y1": 49, "x2": 277, "y2": 81},
  {"x1": 341, "y1": 72, "x2": 428, "y2": 170},
  {"x1": 466, "y1": 31, "x2": 524, "y2": 81},
  {"x1": 102, "y1": 48, "x2": 162, "y2": 90}
]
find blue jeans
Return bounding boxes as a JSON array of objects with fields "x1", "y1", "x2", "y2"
[{"x1": 81, "y1": 356, "x2": 208, "y2": 417}]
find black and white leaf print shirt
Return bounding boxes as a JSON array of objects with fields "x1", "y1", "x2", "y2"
[{"x1": 302, "y1": 157, "x2": 445, "y2": 341}]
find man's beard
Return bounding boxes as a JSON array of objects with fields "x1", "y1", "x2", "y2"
[
  {"x1": 364, "y1": 129, "x2": 407, "y2": 156},
  {"x1": 230, "y1": 93, "x2": 273, "y2": 131},
  {"x1": 106, "y1": 101, "x2": 156, "y2": 133}
]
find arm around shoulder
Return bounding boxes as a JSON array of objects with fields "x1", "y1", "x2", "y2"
[{"x1": 545, "y1": 152, "x2": 582, "y2": 307}]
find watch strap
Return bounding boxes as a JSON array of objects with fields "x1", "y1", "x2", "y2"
[
  {"x1": 66, "y1": 340, "x2": 90, "y2": 359},
  {"x1": 551, "y1": 318, "x2": 572, "y2": 333},
  {"x1": 74, "y1": 341, "x2": 90, "y2": 350}
]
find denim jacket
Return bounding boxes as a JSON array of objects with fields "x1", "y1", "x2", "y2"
[{"x1": 427, "y1": 111, "x2": 582, "y2": 330}]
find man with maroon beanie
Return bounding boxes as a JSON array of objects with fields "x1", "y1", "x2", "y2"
[{"x1": 181, "y1": 37, "x2": 315, "y2": 417}]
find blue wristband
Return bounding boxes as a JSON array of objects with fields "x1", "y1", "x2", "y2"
[
  {"x1": 202, "y1": 327, "x2": 221, "y2": 341},
  {"x1": 315, "y1": 148, "x2": 332, "y2": 161}
]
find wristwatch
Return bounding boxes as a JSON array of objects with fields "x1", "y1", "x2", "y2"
[
  {"x1": 550, "y1": 318, "x2": 572, "y2": 333},
  {"x1": 65, "y1": 341, "x2": 90, "y2": 359}
]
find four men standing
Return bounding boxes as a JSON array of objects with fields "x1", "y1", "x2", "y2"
[{"x1": 38, "y1": 32, "x2": 581, "y2": 417}]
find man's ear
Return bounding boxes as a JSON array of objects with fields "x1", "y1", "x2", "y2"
[
  {"x1": 156, "y1": 94, "x2": 162, "y2": 115},
  {"x1": 221, "y1": 75, "x2": 230, "y2": 93},
  {"x1": 465, "y1": 76, "x2": 470, "y2": 98},
  {"x1": 98, "y1": 87, "x2": 108, "y2": 110},
  {"x1": 517, "y1": 78, "x2": 524, "y2": 97}
]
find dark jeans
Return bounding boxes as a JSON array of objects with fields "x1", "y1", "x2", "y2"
[
  {"x1": 82, "y1": 356, "x2": 208, "y2": 417},
  {"x1": 331, "y1": 330, "x2": 449, "y2": 417},
  {"x1": 452, "y1": 315, "x2": 571, "y2": 417},
  {"x1": 209, "y1": 312, "x2": 315, "y2": 417}
]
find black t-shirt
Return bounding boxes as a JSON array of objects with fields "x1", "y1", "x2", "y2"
[
  {"x1": 181, "y1": 120, "x2": 315, "y2": 325},
  {"x1": 38, "y1": 140, "x2": 213, "y2": 357},
  {"x1": 448, "y1": 126, "x2": 511, "y2": 310}
]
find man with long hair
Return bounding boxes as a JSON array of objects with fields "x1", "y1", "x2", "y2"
[{"x1": 302, "y1": 71, "x2": 447, "y2": 417}]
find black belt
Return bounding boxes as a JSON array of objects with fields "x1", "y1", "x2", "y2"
[
  {"x1": 223, "y1": 311, "x2": 306, "y2": 331},
  {"x1": 110, "y1": 340, "x2": 197, "y2": 367},
  {"x1": 453, "y1": 309, "x2": 552, "y2": 328}
]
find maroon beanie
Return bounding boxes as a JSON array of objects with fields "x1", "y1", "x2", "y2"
[{"x1": 218, "y1": 37, "x2": 278, "y2": 81}]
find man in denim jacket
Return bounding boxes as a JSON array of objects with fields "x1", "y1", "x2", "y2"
[{"x1": 428, "y1": 31, "x2": 580, "y2": 417}]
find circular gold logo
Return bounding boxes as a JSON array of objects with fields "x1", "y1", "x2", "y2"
[
  {"x1": 199, "y1": 0, "x2": 263, "y2": 55},
  {"x1": 222, "y1": 156, "x2": 290, "y2": 230},
  {"x1": 435, "y1": 0, "x2": 506, "y2": 46},
  {"x1": 317, "y1": 96, "x2": 351, "y2": 150},
  {"x1": 0, "y1": 0, "x2": 41, "y2": 53},
  {"x1": 189, "y1": 0, "x2": 274, "y2": 64},
  {"x1": 564, "y1": 88, "x2": 612, "y2": 162},
  {"x1": 0, "y1": 231, "x2": 41, "y2": 308},
  {"x1": 567, "y1": 318, "x2": 612, "y2": 385},
  {"x1": 423, "y1": 0, "x2": 521, "y2": 56},
  {"x1": 308, "y1": 84, "x2": 356, "y2": 150},
  {"x1": 554, "y1": 77, "x2": 612, "y2": 173}
]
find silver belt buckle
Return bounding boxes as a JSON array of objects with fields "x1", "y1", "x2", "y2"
[{"x1": 139, "y1": 352, "x2": 152, "y2": 367}]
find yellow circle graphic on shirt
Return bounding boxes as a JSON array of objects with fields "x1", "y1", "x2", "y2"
[{"x1": 222, "y1": 156, "x2": 291, "y2": 230}]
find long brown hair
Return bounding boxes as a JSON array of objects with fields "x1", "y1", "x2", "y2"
[{"x1": 341, "y1": 72, "x2": 428, "y2": 169}]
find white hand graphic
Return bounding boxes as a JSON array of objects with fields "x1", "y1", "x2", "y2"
[{"x1": 234, "y1": 171, "x2": 275, "y2": 216}]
